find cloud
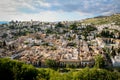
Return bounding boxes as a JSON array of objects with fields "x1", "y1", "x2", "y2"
[
  {"x1": 36, "y1": 0, "x2": 51, "y2": 8},
  {"x1": 50, "y1": 0, "x2": 119, "y2": 14},
  {"x1": 0, "y1": 0, "x2": 120, "y2": 21},
  {"x1": 0, "y1": 10, "x2": 93, "y2": 21}
]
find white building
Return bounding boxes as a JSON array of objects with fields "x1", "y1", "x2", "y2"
[{"x1": 111, "y1": 55, "x2": 120, "y2": 67}]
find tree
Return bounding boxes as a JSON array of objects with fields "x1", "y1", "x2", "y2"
[
  {"x1": 45, "y1": 59, "x2": 57, "y2": 68},
  {"x1": 0, "y1": 58, "x2": 38, "y2": 80},
  {"x1": 2, "y1": 33, "x2": 8, "y2": 38},
  {"x1": 94, "y1": 54, "x2": 105, "y2": 68},
  {"x1": 3, "y1": 40, "x2": 7, "y2": 46},
  {"x1": 69, "y1": 23, "x2": 77, "y2": 30},
  {"x1": 55, "y1": 22, "x2": 65, "y2": 28}
]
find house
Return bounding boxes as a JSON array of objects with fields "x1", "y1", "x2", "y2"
[
  {"x1": 59, "y1": 60, "x2": 81, "y2": 67},
  {"x1": 80, "y1": 59, "x2": 95, "y2": 67},
  {"x1": 111, "y1": 55, "x2": 120, "y2": 67},
  {"x1": 96, "y1": 37, "x2": 105, "y2": 48}
]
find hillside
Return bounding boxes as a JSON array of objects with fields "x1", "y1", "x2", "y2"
[
  {"x1": 81, "y1": 13, "x2": 120, "y2": 25},
  {"x1": 0, "y1": 13, "x2": 120, "y2": 68}
]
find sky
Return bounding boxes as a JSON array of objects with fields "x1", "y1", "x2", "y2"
[{"x1": 0, "y1": 0, "x2": 120, "y2": 22}]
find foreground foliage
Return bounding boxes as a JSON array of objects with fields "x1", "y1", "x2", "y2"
[
  {"x1": 0, "y1": 58, "x2": 120, "y2": 80},
  {"x1": 0, "y1": 58, "x2": 38, "y2": 80}
]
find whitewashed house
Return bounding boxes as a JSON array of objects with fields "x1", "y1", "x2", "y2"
[{"x1": 111, "y1": 55, "x2": 120, "y2": 67}]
